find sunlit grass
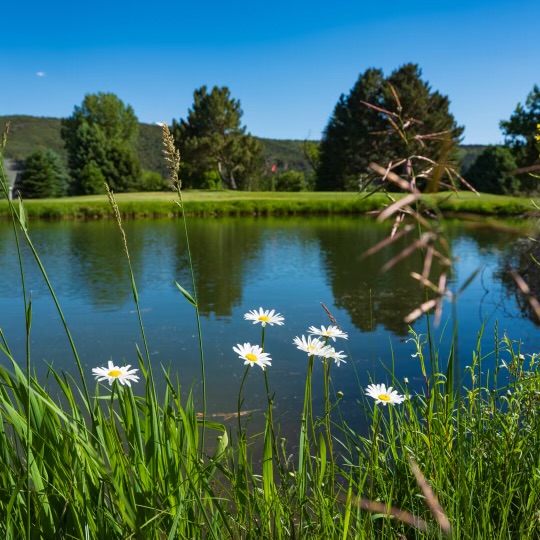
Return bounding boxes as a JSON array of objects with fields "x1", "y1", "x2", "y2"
[{"x1": 0, "y1": 190, "x2": 538, "y2": 220}]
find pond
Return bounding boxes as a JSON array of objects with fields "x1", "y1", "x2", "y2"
[{"x1": 0, "y1": 216, "x2": 536, "y2": 437}]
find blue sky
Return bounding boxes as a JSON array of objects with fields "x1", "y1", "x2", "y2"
[{"x1": 2, "y1": 0, "x2": 539, "y2": 144}]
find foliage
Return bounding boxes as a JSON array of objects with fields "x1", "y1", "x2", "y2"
[
  {"x1": 1, "y1": 115, "x2": 484, "y2": 192},
  {"x1": 274, "y1": 170, "x2": 307, "y2": 191},
  {"x1": 61, "y1": 93, "x2": 142, "y2": 194},
  {"x1": 500, "y1": 84, "x2": 540, "y2": 170},
  {"x1": 0, "y1": 116, "x2": 316, "y2": 182},
  {"x1": 15, "y1": 150, "x2": 68, "y2": 198},
  {"x1": 171, "y1": 86, "x2": 263, "y2": 190},
  {"x1": 303, "y1": 140, "x2": 319, "y2": 174},
  {"x1": 261, "y1": 138, "x2": 316, "y2": 177},
  {"x1": 316, "y1": 67, "x2": 387, "y2": 191},
  {"x1": 465, "y1": 145, "x2": 520, "y2": 194},
  {"x1": 136, "y1": 123, "x2": 170, "y2": 177},
  {"x1": 316, "y1": 64, "x2": 464, "y2": 191},
  {"x1": 136, "y1": 169, "x2": 169, "y2": 192}
]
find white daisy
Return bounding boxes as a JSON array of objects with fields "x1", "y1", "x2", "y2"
[
  {"x1": 293, "y1": 335, "x2": 327, "y2": 356},
  {"x1": 92, "y1": 361, "x2": 140, "y2": 387},
  {"x1": 365, "y1": 383, "x2": 406, "y2": 406},
  {"x1": 244, "y1": 307, "x2": 285, "y2": 327},
  {"x1": 233, "y1": 342, "x2": 272, "y2": 370},
  {"x1": 308, "y1": 325, "x2": 348, "y2": 341},
  {"x1": 320, "y1": 346, "x2": 347, "y2": 367}
]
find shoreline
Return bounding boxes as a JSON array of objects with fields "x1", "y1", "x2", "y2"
[{"x1": 0, "y1": 190, "x2": 538, "y2": 220}]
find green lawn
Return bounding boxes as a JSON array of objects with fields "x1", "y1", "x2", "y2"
[{"x1": 0, "y1": 190, "x2": 538, "y2": 219}]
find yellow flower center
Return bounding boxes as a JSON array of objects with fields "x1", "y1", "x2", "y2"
[
  {"x1": 108, "y1": 369, "x2": 122, "y2": 377},
  {"x1": 378, "y1": 393, "x2": 391, "y2": 402},
  {"x1": 245, "y1": 353, "x2": 258, "y2": 362},
  {"x1": 258, "y1": 315, "x2": 270, "y2": 322}
]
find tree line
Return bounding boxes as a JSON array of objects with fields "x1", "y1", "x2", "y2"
[{"x1": 8, "y1": 63, "x2": 540, "y2": 198}]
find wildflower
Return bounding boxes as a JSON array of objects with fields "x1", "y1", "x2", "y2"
[
  {"x1": 233, "y1": 342, "x2": 272, "y2": 370},
  {"x1": 365, "y1": 383, "x2": 406, "y2": 406},
  {"x1": 308, "y1": 325, "x2": 348, "y2": 341},
  {"x1": 244, "y1": 307, "x2": 285, "y2": 327},
  {"x1": 320, "y1": 346, "x2": 347, "y2": 366},
  {"x1": 293, "y1": 335, "x2": 327, "y2": 356},
  {"x1": 92, "y1": 361, "x2": 139, "y2": 387},
  {"x1": 404, "y1": 377, "x2": 409, "y2": 384}
]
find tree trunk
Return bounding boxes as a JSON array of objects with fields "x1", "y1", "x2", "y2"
[{"x1": 218, "y1": 162, "x2": 237, "y2": 190}]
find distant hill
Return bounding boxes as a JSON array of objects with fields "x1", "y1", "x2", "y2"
[
  {"x1": 1, "y1": 116, "x2": 65, "y2": 162},
  {"x1": 0, "y1": 115, "x2": 485, "y2": 178},
  {"x1": 258, "y1": 138, "x2": 314, "y2": 175},
  {"x1": 0, "y1": 115, "x2": 170, "y2": 176}
]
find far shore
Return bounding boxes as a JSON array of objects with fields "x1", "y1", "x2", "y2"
[{"x1": 0, "y1": 190, "x2": 538, "y2": 220}]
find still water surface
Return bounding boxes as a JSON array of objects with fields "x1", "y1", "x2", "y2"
[{"x1": 0, "y1": 216, "x2": 536, "y2": 435}]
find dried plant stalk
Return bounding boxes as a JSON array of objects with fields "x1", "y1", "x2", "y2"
[
  {"x1": 409, "y1": 457, "x2": 452, "y2": 536},
  {"x1": 355, "y1": 497, "x2": 429, "y2": 532}
]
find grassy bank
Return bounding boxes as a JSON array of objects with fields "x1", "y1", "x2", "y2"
[{"x1": 0, "y1": 190, "x2": 539, "y2": 220}]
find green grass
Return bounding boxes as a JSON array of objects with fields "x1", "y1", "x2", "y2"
[{"x1": 1, "y1": 190, "x2": 538, "y2": 220}]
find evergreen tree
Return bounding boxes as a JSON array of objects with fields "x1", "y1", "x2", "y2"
[
  {"x1": 171, "y1": 86, "x2": 262, "y2": 190},
  {"x1": 17, "y1": 150, "x2": 68, "y2": 198},
  {"x1": 384, "y1": 64, "x2": 464, "y2": 165},
  {"x1": 317, "y1": 68, "x2": 387, "y2": 191},
  {"x1": 316, "y1": 64, "x2": 464, "y2": 191},
  {"x1": 61, "y1": 93, "x2": 141, "y2": 194},
  {"x1": 465, "y1": 145, "x2": 519, "y2": 194}
]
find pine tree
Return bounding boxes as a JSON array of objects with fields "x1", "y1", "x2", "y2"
[
  {"x1": 316, "y1": 68, "x2": 387, "y2": 191},
  {"x1": 17, "y1": 150, "x2": 68, "y2": 198},
  {"x1": 171, "y1": 86, "x2": 262, "y2": 190},
  {"x1": 316, "y1": 64, "x2": 464, "y2": 191}
]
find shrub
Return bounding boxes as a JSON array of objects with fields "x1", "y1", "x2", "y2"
[{"x1": 466, "y1": 145, "x2": 520, "y2": 194}]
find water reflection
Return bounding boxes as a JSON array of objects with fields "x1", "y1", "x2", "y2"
[
  {"x1": 172, "y1": 219, "x2": 264, "y2": 317},
  {"x1": 65, "y1": 222, "x2": 138, "y2": 307},
  {"x1": 313, "y1": 220, "x2": 431, "y2": 336},
  {"x1": 1, "y1": 216, "x2": 539, "y2": 435}
]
